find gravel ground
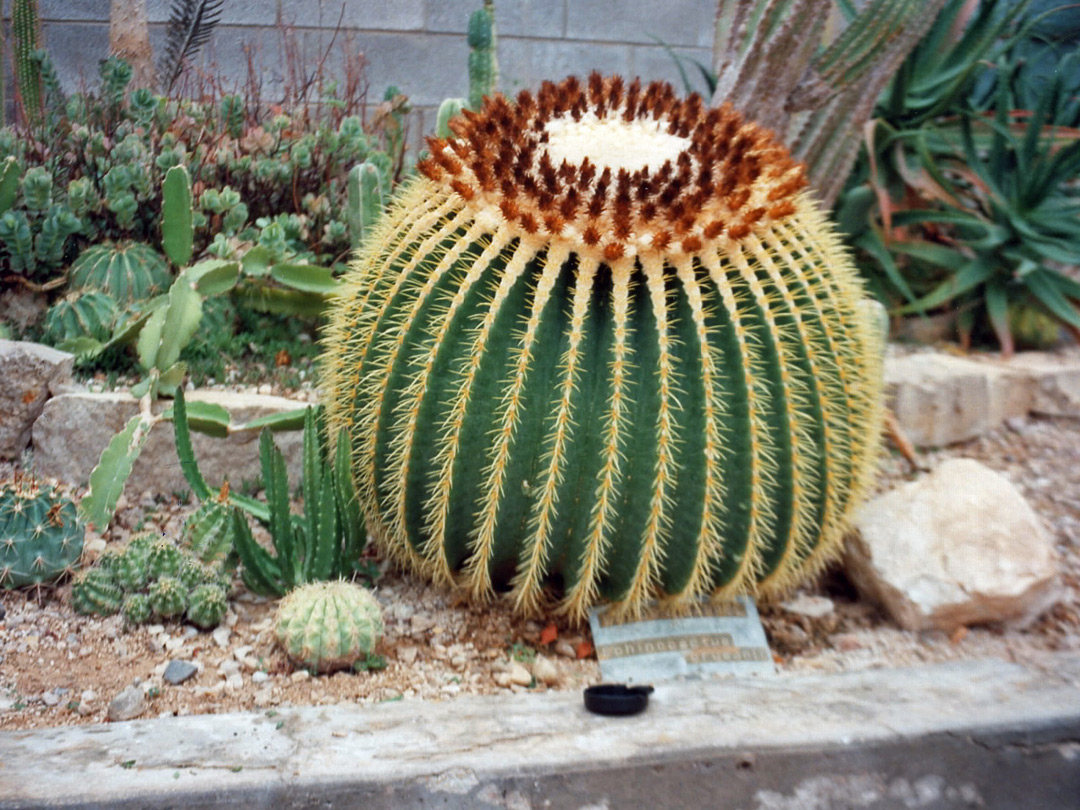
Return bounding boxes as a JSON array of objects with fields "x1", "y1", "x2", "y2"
[{"x1": 1, "y1": 377, "x2": 1077, "y2": 731}]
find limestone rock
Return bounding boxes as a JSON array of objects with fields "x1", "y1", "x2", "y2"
[
  {"x1": 0, "y1": 340, "x2": 74, "y2": 459},
  {"x1": 31, "y1": 390, "x2": 307, "y2": 497},
  {"x1": 846, "y1": 458, "x2": 1060, "y2": 632},
  {"x1": 884, "y1": 352, "x2": 1030, "y2": 447},
  {"x1": 991, "y1": 350, "x2": 1080, "y2": 418}
]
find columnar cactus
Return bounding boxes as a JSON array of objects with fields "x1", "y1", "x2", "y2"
[
  {"x1": 0, "y1": 475, "x2": 84, "y2": 589},
  {"x1": 274, "y1": 580, "x2": 384, "y2": 673},
  {"x1": 321, "y1": 74, "x2": 884, "y2": 622}
]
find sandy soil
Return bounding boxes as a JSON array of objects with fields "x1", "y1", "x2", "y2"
[{"x1": 1, "y1": 387, "x2": 1077, "y2": 731}]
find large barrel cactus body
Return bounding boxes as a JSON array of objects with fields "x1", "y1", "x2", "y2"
[{"x1": 322, "y1": 75, "x2": 883, "y2": 622}]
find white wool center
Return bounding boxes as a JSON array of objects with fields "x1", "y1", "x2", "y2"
[{"x1": 542, "y1": 113, "x2": 690, "y2": 173}]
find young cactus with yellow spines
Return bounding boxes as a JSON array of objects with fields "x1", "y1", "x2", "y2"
[{"x1": 321, "y1": 74, "x2": 884, "y2": 624}]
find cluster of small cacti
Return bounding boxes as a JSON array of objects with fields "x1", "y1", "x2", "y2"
[
  {"x1": 70, "y1": 530, "x2": 231, "y2": 629},
  {"x1": 274, "y1": 580, "x2": 384, "y2": 673},
  {"x1": 0, "y1": 162, "x2": 82, "y2": 282},
  {"x1": 322, "y1": 73, "x2": 885, "y2": 623},
  {"x1": 0, "y1": 474, "x2": 84, "y2": 589}
]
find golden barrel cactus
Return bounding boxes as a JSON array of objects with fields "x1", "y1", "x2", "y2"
[{"x1": 322, "y1": 74, "x2": 883, "y2": 622}]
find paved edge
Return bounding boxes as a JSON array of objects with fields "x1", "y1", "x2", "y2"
[{"x1": 1, "y1": 655, "x2": 1079, "y2": 810}]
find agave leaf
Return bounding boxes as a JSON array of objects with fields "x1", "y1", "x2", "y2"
[
  {"x1": 897, "y1": 257, "x2": 993, "y2": 315},
  {"x1": 984, "y1": 280, "x2": 1014, "y2": 357},
  {"x1": 78, "y1": 412, "x2": 154, "y2": 530},
  {"x1": 1026, "y1": 271, "x2": 1080, "y2": 329}
]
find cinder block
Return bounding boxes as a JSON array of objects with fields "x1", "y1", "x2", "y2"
[
  {"x1": 518, "y1": 39, "x2": 633, "y2": 89},
  {"x1": 567, "y1": 0, "x2": 714, "y2": 49},
  {"x1": 40, "y1": 0, "x2": 108, "y2": 21},
  {"x1": 426, "y1": 0, "x2": 566, "y2": 39},
  {"x1": 38, "y1": 22, "x2": 109, "y2": 92},
  {"x1": 631, "y1": 43, "x2": 715, "y2": 90}
]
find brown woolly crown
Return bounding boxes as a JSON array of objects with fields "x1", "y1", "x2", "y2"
[{"x1": 417, "y1": 72, "x2": 808, "y2": 262}]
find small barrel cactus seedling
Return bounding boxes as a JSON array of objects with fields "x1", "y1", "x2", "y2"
[
  {"x1": 42, "y1": 291, "x2": 120, "y2": 346},
  {"x1": 0, "y1": 475, "x2": 84, "y2": 589},
  {"x1": 274, "y1": 580, "x2": 384, "y2": 673},
  {"x1": 186, "y1": 583, "x2": 228, "y2": 629},
  {"x1": 321, "y1": 74, "x2": 884, "y2": 622},
  {"x1": 122, "y1": 592, "x2": 153, "y2": 625},
  {"x1": 114, "y1": 532, "x2": 155, "y2": 591},
  {"x1": 71, "y1": 568, "x2": 123, "y2": 616},
  {"x1": 148, "y1": 575, "x2": 186, "y2": 618}
]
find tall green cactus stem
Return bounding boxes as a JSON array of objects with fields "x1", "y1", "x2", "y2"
[
  {"x1": 162, "y1": 166, "x2": 194, "y2": 268},
  {"x1": 347, "y1": 162, "x2": 387, "y2": 249},
  {"x1": 0, "y1": 476, "x2": 84, "y2": 589},
  {"x1": 321, "y1": 75, "x2": 884, "y2": 623},
  {"x1": 12, "y1": 0, "x2": 41, "y2": 125},
  {"x1": 274, "y1": 580, "x2": 384, "y2": 673},
  {"x1": 467, "y1": 3, "x2": 498, "y2": 110}
]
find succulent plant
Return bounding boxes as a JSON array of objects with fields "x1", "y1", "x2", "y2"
[
  {"x1": 68, "y1": 241, "x2": 172, "y2": 305},
  {"x1": 71, "y1": 568, "x2": 123, "y2": 616},
  {"x1": 42, "y1": 290, "x2": 119, "y2": 346},
  {"x1": 182, "y1": 499, "x2": 235, "y2": 563},
  {"x1": 321, "y1": 74, "x2": 885, "y2": 623},
  {"x1": 0, "y1": 475, "x2": 84, "y2": 589},
  {"x1": 274, "y1": 580, "x2": 384, "y2": 673},
  {"x1": 186, "y1": 582, "x2": 228, "y2": 629},
  {"x1": 148, "y1": 575, "x2": 186, "y2": 617},
  {"x1": 114, "y1": 533, "x2": 153, "y2": 591},
  {"x1": 147, "y1": 539, "x2": 182, "y2": 580},
  {"x1": 122, "y1": 592, "x2": 152, "y2": 625}
]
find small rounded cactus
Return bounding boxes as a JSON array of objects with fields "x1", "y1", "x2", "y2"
[
  {"x1": 42, "y1": 290, "x2": 120, "y2": 345},
  {"x1": 122, "y1": 592, "x2": 153, "y2": 625},
  {"x1": 114, "y1": 533, "x2": 155, "y2": 591},
  {"x1": 147, "y1": 540, "x2": 182, "y2": 580},
  {"x1": 71, "y1": 568, "x2": 122, "y2": 616},
  {"x1": 321, "y1": 74, "x2": 884, "y2": 622},
  {"x1": 1, "y1": 475, "x2": 84, "y2": 589},
  {"x1": 186, "y1": 583, "x2": 228, "y2": 629},
  {"x1": 182, "y1": 500, "x2": 235, "y2": 563},
  {"x1": 274, "y1": 581, "x2": 384, "y2": 673},
  {"x1": 148, "y1": 575, "x2": 186, "y2": 618}
]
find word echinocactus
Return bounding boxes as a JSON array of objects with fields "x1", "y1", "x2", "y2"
[{"x1": 322, "y1": 74, "x2": 884, "y2": 622}]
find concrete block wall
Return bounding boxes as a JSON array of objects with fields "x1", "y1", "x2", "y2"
[{"x1": 26, "y1": 0, "x2": 715, "y2": 144}]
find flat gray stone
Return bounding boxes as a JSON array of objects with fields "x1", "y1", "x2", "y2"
[
  {"x1": 0, "y1": 339, "x2": 74, "y2": 460},
  {"x1": 31, "y1": 390, "x2": 309, "y2": 498},
  {"x1": 1, "y1": 655, "x2": 1078, "y2": 809},
  {"x1": 106, "y1": 685, "x2": 146, "y2": 722},
  {"x1": 163, "y1": 659, "x2": 199, "y2": 686}
]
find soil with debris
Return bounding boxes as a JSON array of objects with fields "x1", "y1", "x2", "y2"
[{"x1": 1, "y1": 384, "x2": 1078, "y2": 731}]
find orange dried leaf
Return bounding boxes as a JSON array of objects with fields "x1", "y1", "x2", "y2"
[
  {"x1": 275, "y1": 349, "x2": 291, "y2": 367},
  {"x1": 575, "y1": 640, "x2": 594, "y2": 659}
]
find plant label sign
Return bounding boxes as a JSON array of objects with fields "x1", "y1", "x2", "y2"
[{"x1": 588, "y1": 597, "x2": 775, "y2": 683}]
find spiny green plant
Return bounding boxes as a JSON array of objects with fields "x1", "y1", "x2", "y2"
[
  {"x1": 321, "y1": 74, "x2": 885, "y2": 623},
  {"x1": 0, "y1": 474, "x2": 84, "y2": 589},
  {"x1": 42, "y1": 290, "x2": 120, "y2": 346},
  {"x1": 186, "y1": 582, "x2": 228, "y2": 628},
  {"x1": 148, "y1": 575, "x2": 186, "y2": 617},
  {"x1": 70, "y1": 568, "x2": 123, "y2": 616},
  {"x1": 68, "y1": 242, "x2": 172, "y2": 305},
  {"x1": 12, "y1": 0, "x2": 41, "y2": 125},
  {"x1": 274, "y1": 580, "x2": 384, "y2": 673},
  {"x1": 170, "y1": 394, "x2": 368, "y2": 597}
]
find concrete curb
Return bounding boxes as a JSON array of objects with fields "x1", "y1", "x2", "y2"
[{"x1": 2, "y1": 655, "x2": 1079, "y2": 809}]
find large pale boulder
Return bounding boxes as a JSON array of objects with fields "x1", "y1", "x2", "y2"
[
  {"x1": 884, "y1": 352, "x2": 1031, "y2": 447},
  {"x1": 990, "y1": 350, "x2": 1080, "y2": 418},
  {"x1": 846, "y1": 458, "x2": 1060, "y2": 632},
  {"x1": 0, "y1": 339, "x2": 74, "y2": 459},
  {"x1": 31, "y1": 390, "x2": 308, "y2": 497}
]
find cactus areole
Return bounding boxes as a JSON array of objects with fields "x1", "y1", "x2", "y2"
[{"x1": 322, "y1": 75, "x2": 884, "y2": 623}]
